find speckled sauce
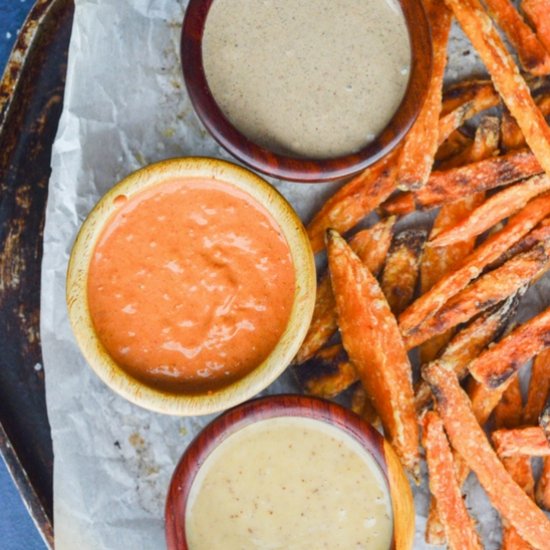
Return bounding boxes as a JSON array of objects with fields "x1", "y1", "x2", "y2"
[
  {"x1": 185, "y1": 417, "x2": 393, "y2": 549},
  {"x1": 202, "y1": 0, "x2": 411, "y2": 159}
]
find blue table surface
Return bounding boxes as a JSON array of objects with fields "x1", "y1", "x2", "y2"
[{"x1": 1, "y1": 1, "x2": 49, "y2": 549}]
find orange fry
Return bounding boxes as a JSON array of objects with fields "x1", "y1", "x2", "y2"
[
  {"x1": 396, "y1": 0, "x2": 452, "y2": 190},
  {"x1": 502, "y1": 96, "x2": 550, "y2": 151},
  {"x1": 294, "y1": 344, "x2": 357, "y2": 399},
  {"x1": 536, "y1": 459, "x2": 550, "y2": 511},
  {"x1": 438, "y1": 81, "x2": 500, "y2": 145},
  {"x1": 422, "y1": 411, "x2": 482, "y2": 550},
  {"x1": 435, "y1": 129, "x2": 472, "y2": 164},
  {"x1": 350, "y1": 384, "x2": 380, "y2": 427},
  {"x1": 525, "y1": 349, "x2": 550, "y2": 424},
  {"x1": 423, "y1": 362, "x2": 550, "y2": 550},
  {"x1": 405, "y1": 241, "x2": 550, "y2": 349},
  {"x1": 307, "y1": 148, "x2": 400, "y2": 253},
  {"x1": 399, "y1": 193, "x2": 550, "y2": 338},
  {"x1": 415, "y1": 295, "x2": 520, "y2": 412},
  {"x1": 327, "y1": 229, "x2": 419, "y2": 474},
  {"x1": 381, "y1": 229, "x2": 426, "y2": 315},
  {"x1": 445, "y1": 0, "x2": 550, "y2": 180},
  {"x1": 492, "y1": 426, "x2": 550, "y2": 457},
  {"x1": 430, "y1": 176, "x2": 550, "y2": 248},
  {"x1": 383, "y1": 148, "x2": 543, "y2": 215},
  {"x1": 296, "y1": 218, "x2": 395, "y2": 364},
  {"x1": 484, "y1": 0, "x2": 550, "y2": 74},
  {"x1": 522, "y1": 0, "x2": 550, "y2": 54},
  {"x1": 469, "y1": 306, "x2": 550, "y2": 388}
]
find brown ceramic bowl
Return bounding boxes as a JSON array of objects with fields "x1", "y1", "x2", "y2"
[
  {"x1": 165, "y1": 395, "x2": 415, "y2": 549},
  {"x1": 181, "y1": 0, "x2": 432, "y2": 183}
]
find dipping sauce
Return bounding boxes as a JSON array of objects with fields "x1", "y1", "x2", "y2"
[
  {"x1": 202, "y1": 0, "x2": 411, "y2": 159},
  {"x1": 87, "y1": 178, "x2": 295, "y2": 392},
  {"x1": 185, "y1": 417, "x2": 393, "y2": 549}
]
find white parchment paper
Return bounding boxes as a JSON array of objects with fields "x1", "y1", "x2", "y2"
[{"x1": 40, "y1": 1, "x2": 546, "y2": 548}]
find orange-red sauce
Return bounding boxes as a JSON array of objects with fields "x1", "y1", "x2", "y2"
[{"x1": 87, "y1": 178, "x2": 295, "y2": 393}]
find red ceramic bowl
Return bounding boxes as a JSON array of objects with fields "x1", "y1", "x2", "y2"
[
  {"x1": 180, "y1": 0, "x2": 432, "y2": 183},
  {"x1": 165, "y1": 395, "x2": 415, "y2": 549}
]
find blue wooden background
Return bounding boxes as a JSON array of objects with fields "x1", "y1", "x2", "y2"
[{"x1": 1, "y1": 1, "x2": 49, "y2": 548}]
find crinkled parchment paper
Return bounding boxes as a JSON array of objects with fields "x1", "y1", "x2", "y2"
[{"x1": 40, "y1": 1, "x2": 548, "y2": 548}]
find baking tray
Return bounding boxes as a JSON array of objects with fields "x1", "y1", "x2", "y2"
[{"x1": 0, "y1": 0, "x2": 74, "y2": 546}]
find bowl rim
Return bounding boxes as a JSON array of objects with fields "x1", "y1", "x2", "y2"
[
  {"x1": 66, "y1": 157, "x2": 316, "y2": 416},
  {"x1": 165, "y1": 394, "x2": 409, "y2": 550},
  {"x1": 180, "y1": 0, "x2": 433, "y2": 183}
]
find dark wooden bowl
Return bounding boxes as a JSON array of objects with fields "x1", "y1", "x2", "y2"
[
  {"x1": 165, "y1": 395, "x2": 415, "y2": 549},
  {"x1": 180, "y1": 0, "x2": 432, "y2": 183}
]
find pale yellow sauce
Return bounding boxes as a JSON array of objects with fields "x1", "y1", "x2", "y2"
[
  {"x1": 202, "y1": 0, "x2": 411, "y2": 159},
  {"x1": 185, "y1": 417, "x2": 393, "y2": 549}
]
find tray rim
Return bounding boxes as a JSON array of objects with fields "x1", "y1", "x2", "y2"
[{"x1": 0, "y1": 0, "x2": 70, "y2": 547}]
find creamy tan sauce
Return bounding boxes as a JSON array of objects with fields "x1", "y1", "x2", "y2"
[
  {"x1": 185, "y1": 417, "x2": 393, "y2": 549},
  {"x1": 202, "y1": 0, "x2": 411, "y2": 159}
]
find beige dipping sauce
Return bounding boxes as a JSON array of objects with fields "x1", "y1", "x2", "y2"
[
  {"x1": 185, "y1": 417, "x2": 393, "y2": 550},
  {"x1": 202, "y1": 0, "x2": 411, "y2": 159}
]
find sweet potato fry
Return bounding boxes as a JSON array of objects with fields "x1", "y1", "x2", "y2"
[
  {"x1": 494, "y1": 375, "x2": 524, "y2": 430},
  {"x1": 430, "y1": 176, "x2": 550, "y2": 248},
  {"x1": 381, "y1": 229, "x2": 426, "y2": 315},
  {"x1": 383, "y1": 148, "x2": 543, "y2": 215},
  {"x1": 468, "y1": 376, "x2": 515, "y2": 427},
  {"x1": 425, "y1": 499, "x2": 446, "y2": 545},
  {"x1": 296, "y1": 218, "x2": 395, "y2": 364},
  {"x1": 536, "y1": 459, "x2": 550, "y2": 510},
  {"x1": 502, "y1": 96, "x2": 550, "y2": 151},
  {"x1": 423, "y1": 361, "x2": 550, "y2": 550},
  {"x1": 422, "y1": 411, "x2": 483, "y2": 550},
  {"x1": 435, "y1": 129, "x2": 472, "y2": 163},
  {"x1": 399, "y1": 193, "x2": 550, "y2": 338},
  {"x1": 492, "y1": 426, "x2": 550, "y2": 457},
  {"x1": 438, "y1": 80, "x2": 500, "y2": 145},
  {"x1": 415, "y1": 295, "x2": 519, "y2": 412},
  {"x1": 307, "y1": 148, "x2": 400, "y2": 253},
  {"x1": 445, "y1": 0, "x2": 550, "y2": 180},
  {"x1": 484, "y1": 0, "x2": 550, "y2": 75},
  {"x1": 327, "y1": 229, "x2": 419, "y2": 474},
  {"x1": 396, "y1": 0, "x2": 452, "y2": 190},
  {"x1": 522, "y1": 0, "x2": 550, "y2": 54},
  {"x1": 293, "y1": 344, "x2": 357, "y2": 399},
  {"x1": 438, "y1": 115, "x2": 500, "y2": 170},
  {"x1": 351, "y1": 384, "x2": 380, "y2": 427},
  {"x1": 524, "y1": 349, "x2": 550, "y2": 424},
  {"x1": 405, "y1": 242, "x2": 550, "y2": 349},
  {"x1": 469, "y1": 306, "x2": 550, "y2": 388}
]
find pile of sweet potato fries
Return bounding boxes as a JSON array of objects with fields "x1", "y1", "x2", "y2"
[{"x1": 294, "y1": 1, "x2": 550, "y2": 547}]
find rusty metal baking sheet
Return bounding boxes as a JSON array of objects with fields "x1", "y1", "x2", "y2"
[{"x1": 0, "y1": 0, "x2": 74, "y2": 546}]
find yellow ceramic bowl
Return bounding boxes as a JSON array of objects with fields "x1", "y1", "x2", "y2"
[{"x1": 66, "y1": 157, "x2": 316, "y2": 415}]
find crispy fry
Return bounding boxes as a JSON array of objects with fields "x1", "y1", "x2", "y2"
[
  {"x1": 296, "y1": 218, "x2": 395, "y2": 364},
  {"x1": 522, "y1": 0, "x2": 550, "y2": 54},
  {"x1": 445, "y1": 0, "x2": 550, "y2": 181},
  {"x1": 469, "y1": 376, "x2": 515, "y2": 427},
  {"x1": 525, "y1": 349, "x2": 550, "y2": 424},
  {"x1": 381, "y1": 229, "x2": 426, "y2": 315},
  {"x1": 405, "y1": 242, "x2": 550, "y2": 349},
  {"x1": 399, "y1": 194, "x2": 550, "y2": 338},
  {"x1": 415, "y1": 295, "x2": 519, "y2": 412},
  {"x1": 536, "y1": 459, "x2": 550, "y2": 510},
  {"x1": 396, "y1": 0, "x2": 452, "y2": 190},
  {"x1": 484, "y1": 0, "x2": 550, "y2": 74},
  {"x1": 293, "y1": 344, "x2": 357, "y2": 399},
  {"x1": 430, "y1": 176, "x2": 550, "y2": 248},
  {"x1": 435, "y1": 129, "x2": 472, "y2": 163},
  {"x1": 350, "y1": 384, "x2": 380, "y2": 426},
  {"x1": 438, "y1": 80, "x2": 500, "y2": 144},
  {"x1": 469, "y1": 306, "x2": 550, "y2": 388},
  {"x1": 307, "y1": 148, "x2": 400, "y2": 253},
  {"x1": 383, "y1": 148, "x2": 543, "y2": 215},
  {"x1": 327, "y1": 229, "x2": 419, "y2": 474},
  {"x1": 492, "y1": 426, "x2": 550, "y2": 457},
  {"x1": 438, "y1": 115, "x2": 500, "y2": 170},
  {"x1": 425, "y1": 499, "x2": 446, "y2": 546},
  {"x1": 501, "y1": 96, "x2": 550, "y2": 151},
  {"x1": 494, "y1": 375, "x2": 524, "y2": 430},
  {"x1": 422, "y1": 411, "x2": 482, "y2": 550},
  {"x1": 423, "y1": 361, "x2": 550, "y2": 550}
]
